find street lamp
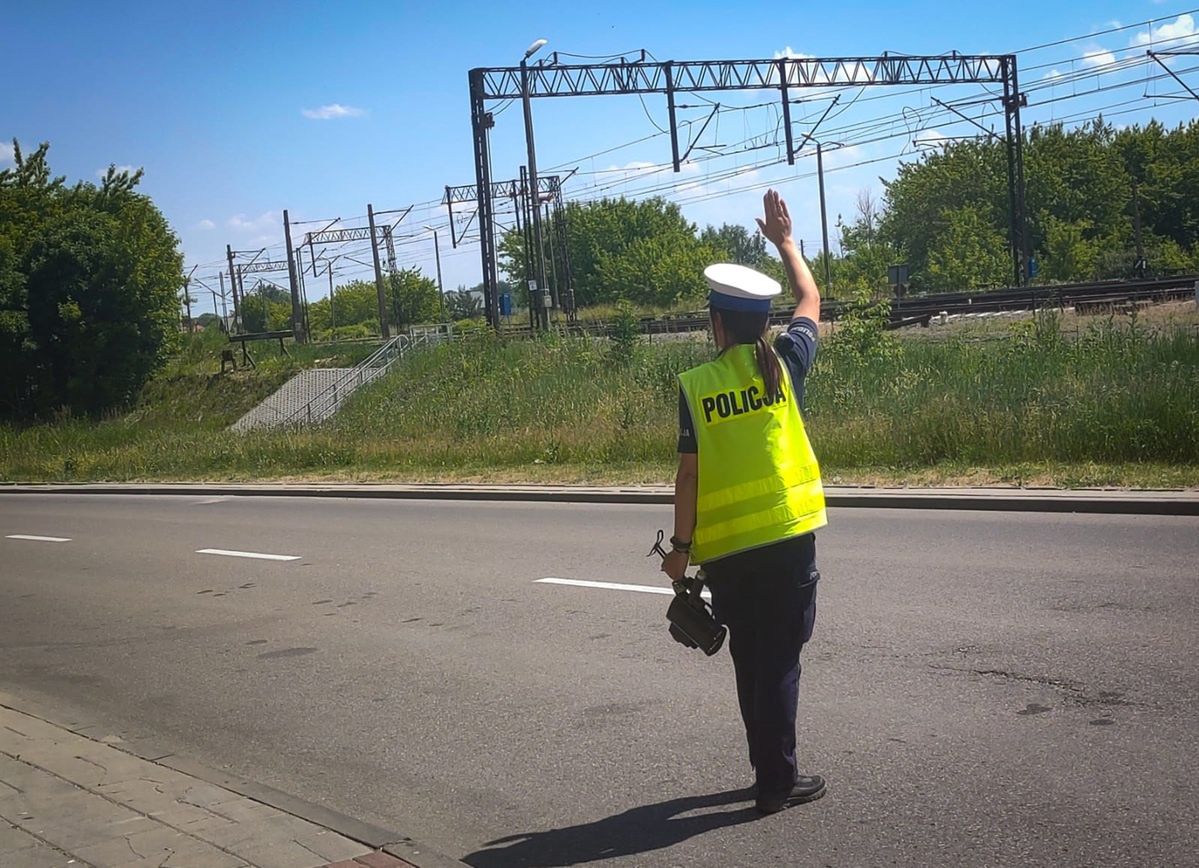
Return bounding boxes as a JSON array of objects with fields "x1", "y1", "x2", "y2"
[
  {"x1": 424, "y1": 225, "x2": 445, "y2": 323},
  {"x1": 521, "y1": 37, "x2": 550, "y2": 328},
  {"x1": 814, "y1": 140, "x2": 844, "y2": 295}
]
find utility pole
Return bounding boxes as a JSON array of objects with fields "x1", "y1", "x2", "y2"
[
  {"x1": 544, "y1": 200, "x2": 558, "y2": 323},
  {"x1": 425, "y1": 226, "x2": 446, "y2": 322},
  {"x1": 522, "y1": 39, "x2": 551, "y2": 317},
  {"x1": 225, "y1": 246, "x2": 242, "y2": 332},
  {"x1": 326, "y1": 262, "x2": 337, "y2": 331},
  {"x1": 181, "y1": 267, "x2": 194, "y2": 330},
  {"x1": 367, "y1": 203, "x2": 391, "y2": 339},
  {"x1": 217, "y1": 272, "x2": 228, "y2": 327},
  {"x1": 282, "y1": 210, "x2": 305, "y2": 343},
  {"x1": 816, "y1": 141, "x2": 833, "y2": 293},
  {"x1": 551, "y1": 180, "x2": 576, "y2": 320},
  {"x1": 295, "y1": 244, "x2": 311, "y2": 340},
  {"x1": 1132, "y1": 178, "x2": 1146, "y2": 277},
  {"x1": 519, "y1": 165, "x2": 539, "y2": 330}
]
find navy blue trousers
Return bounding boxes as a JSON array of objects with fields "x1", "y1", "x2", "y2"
[{"x1": 704, "y1": 533, "x2": 819, "y2": 798}]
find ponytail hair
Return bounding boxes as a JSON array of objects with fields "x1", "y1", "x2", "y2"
[
  {"x1": 713, "y1": 308, "x2": 782, "y2": 396},
  {"x1": 754, "y1": 333, "x2": 782, "y2": 398}
]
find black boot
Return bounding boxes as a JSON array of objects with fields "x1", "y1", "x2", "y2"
[{"x1": 755, "y1": 774, "x2": 826, "y2": 814}]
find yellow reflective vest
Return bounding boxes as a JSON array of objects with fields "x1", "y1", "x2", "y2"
[{"x1": 678, "y1": 343, "x2": 826, "y2": 564}]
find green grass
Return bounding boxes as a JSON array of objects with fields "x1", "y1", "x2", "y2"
[{"x1": 2, "y1": 314, "x2": 1197, "y2": 488}]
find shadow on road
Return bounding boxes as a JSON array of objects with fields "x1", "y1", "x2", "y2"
[{"x1": 461, "y1": 787, "x2": 760, "y2": 867}]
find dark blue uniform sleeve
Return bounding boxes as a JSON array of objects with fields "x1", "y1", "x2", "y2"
[
  {"x1": 677, "y1": 388, "x2": 697, "y2": 454},
  {"x1": 773, "y1": 316, "x2": 818, "y2": 406}
]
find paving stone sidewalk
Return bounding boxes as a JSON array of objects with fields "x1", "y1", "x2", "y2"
[{"x1": 0, "y1": 703, "x2": 413, "y2": 868}]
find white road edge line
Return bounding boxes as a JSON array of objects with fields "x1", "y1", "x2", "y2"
[
  {"x1": 536, "y1": 577, "x2": 710, "y2": 600},
  {"x1": 6, "y1": 534, "x2": 72, "y2": 543},
  {"x1": 195, "y1": 548, "x2": 301, "y2": 562}
]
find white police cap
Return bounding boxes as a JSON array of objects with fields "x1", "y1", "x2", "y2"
[{"x1": 704, "y1": 263, "x2": 781, "y2": 313}]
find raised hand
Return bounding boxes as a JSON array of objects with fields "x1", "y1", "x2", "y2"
[{"x1": 755, "y1": 189, "x2": 793, "y2": 248}]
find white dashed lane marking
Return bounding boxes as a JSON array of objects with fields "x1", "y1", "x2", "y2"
[
  {"x1": 535, "y1": 577, "x2": 710, "y2": 600},
  {"x1": 6, "y1": 534, "x2": 72, "y2": 543},
  {"x1": 195, "y1": 548, "x2": 300, "y2": 562}
]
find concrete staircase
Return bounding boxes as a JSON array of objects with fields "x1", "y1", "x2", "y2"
[
  {"x1": 232, "y1": 332, "x2": 442, "y2": 432},
  {"x1": 231, "y1": 368, "x2": 385, "y2": 432}
]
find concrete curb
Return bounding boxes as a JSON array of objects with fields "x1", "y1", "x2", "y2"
[
  {"x1": 0, "y1": 690, "x2": 467, "y2": 868},
  {"x1": 2, "y1": 481, "x2": 1197, "y2": 515}
]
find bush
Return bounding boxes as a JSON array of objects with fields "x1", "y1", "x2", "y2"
[
  {"x1": 2, "y1": 150, "x2": 183, "y2": 418},
  {"x1": 608, "y1": 300, "x2": 641, "y2": 361}
]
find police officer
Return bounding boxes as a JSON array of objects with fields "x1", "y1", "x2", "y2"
[{"x1": 662, "y1": 189, "x2": 826, "y2": 815}]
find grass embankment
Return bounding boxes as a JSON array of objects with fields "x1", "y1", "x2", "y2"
[{"x1": 2, "y1": 310, "x2": 1197, "y2": 488}]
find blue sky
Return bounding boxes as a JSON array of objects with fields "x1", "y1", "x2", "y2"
[{"x1": 3, "y1": 1, "x2": 1197, "y2": 314}]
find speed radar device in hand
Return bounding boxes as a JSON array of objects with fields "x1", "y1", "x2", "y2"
[{"x1": 649, "y1": 531, "x2": 727, "y2": 656}]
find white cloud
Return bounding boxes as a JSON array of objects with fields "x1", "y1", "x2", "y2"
[
  {"x1": 768, "y1": 47, "x2": 854, "y2": 89},
  {"x1": 1082, "y1": 48, "x2": 1117, "y2": 68},
  {"x1": 1132, "y1": 13, "x2": 1197, "y2": 47},
  {"x1": 226, "y1": 211, "x2": 279, "y2": 235},
  {"x1": 197, "y1": 219, "x2": 216, "y2": 230},
  {"x1": 607, "y1": 159, "x2": 660, "y2": 172},
  {"x1": 915, "y1": 128, "x2": 951, "y2": 149},
  {"x1": 301, "y1": 103, "x2": 366, "y2": 120},
  {"x1": 1043, "y1": 68, "x2": 1064, "y2": 81},
  {"x1": 0, "y1": 141, "x2": 11, "y2": 166},
  {"x1": 823, "y1": 142, "x2": 866, "y2": 171},
  {"x1": 95, "y1": 163, "x2": 139, "y2": 178}
]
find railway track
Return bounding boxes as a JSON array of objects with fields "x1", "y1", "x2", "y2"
[{"x1": 522, "y1": 274, "x2": 1198, "y2": 339}]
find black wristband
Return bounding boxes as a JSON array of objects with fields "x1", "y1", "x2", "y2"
[{"x1": 670, "y1": 536, "x2": 692, "y2": 553}]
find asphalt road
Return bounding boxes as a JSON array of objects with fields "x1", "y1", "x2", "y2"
[{"x1": 1, "y1": 493, "x2": 1196, "y2": 867}]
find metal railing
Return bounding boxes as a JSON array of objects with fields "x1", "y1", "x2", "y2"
[{"x1": 278, "y1": 331, "x2": 441, "y2": 428}]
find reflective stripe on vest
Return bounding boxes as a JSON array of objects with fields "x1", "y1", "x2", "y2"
[{"x1": 679, "y1": 343, "x2": 826, "y2": 564}]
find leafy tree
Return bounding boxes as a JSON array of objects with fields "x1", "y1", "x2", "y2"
[
  {"x1": 251, "y1": 281, "x2": 292, "y2": 306},
  {"x1": 699, "y1": 223, "x2": 768, "y2": 266},
  {"x1": 925, "y1": 205, "x2": 1010, "y2": 291},
  {"x1": 387, "y1": 267, "x2": 440, "y2": 326},
  {"x1": 499, "y1": 197, "x2": 714, "y2": 307},
  {"x1": 595, "y1": 234, "x2": 717, "y2": 306},
  {"x1": 828, "y1": 195, "x2": 900, "y2": 297},
  {"x1": 307, "y1": 280, "x2": 382, "y2": 335},
  {"x1": 306, "y1": 296, "x2": 334, "y2": 334},
  {"x1": 445, "y1": 288, "x2": 483, "y2": 320},
  {"x1": 239, "y1": 294, "x2": 291, "y2": 333},
  {"x1": 881, "y1": 138, "x2": 1008, "y2": 290},
  {"x1": 1115, "y1": 120, "x2": 1199, "y2": 256},
  {"x1": 0, "y1": 142, "x2": 182, "y2": 416},
  {"x1": 877, "y1": 118, "x2": 1199, "y2": 288},
  {"x1": 1039, "y1": 216, "x2": 1104, "y2": 283}
]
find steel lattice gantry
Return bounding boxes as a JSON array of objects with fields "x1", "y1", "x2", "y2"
[
  {"x1": 444, "y1": 174, "x2": 563, "y2": 204},
  {"x1": 236, "y1": 258, "x2": 291, "y2": 276},
  {"x1": 305, "y1": 213, "x2": 411, "y2": 274},
  {"x1": 443, "y1": 174, "x2": 563, "y2": 248},
  {"x1": 468, "y1": 53, "x2": 1030, "y2": 325}
]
